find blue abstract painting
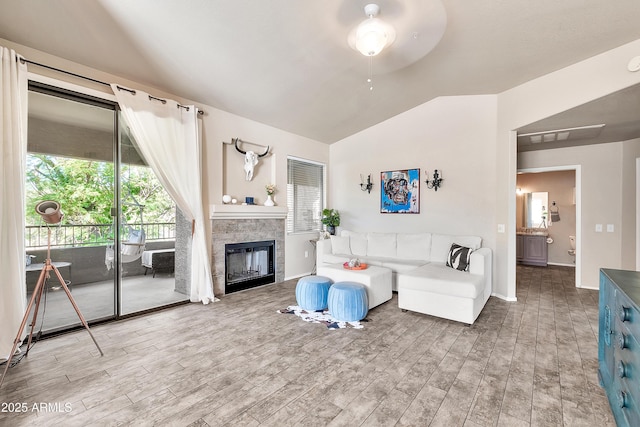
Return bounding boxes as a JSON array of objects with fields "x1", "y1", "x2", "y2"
[{"x1": 380, "y1": 168, "x2": 420, "y2": 214}]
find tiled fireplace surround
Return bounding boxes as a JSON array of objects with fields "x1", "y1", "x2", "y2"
[{"x1": 210, "y1": 206, "x2": 286, "y2": 295}]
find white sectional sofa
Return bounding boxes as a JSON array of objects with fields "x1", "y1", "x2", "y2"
[{"x1": 316, "y1": 230, "x2": 492, "y2": 325}]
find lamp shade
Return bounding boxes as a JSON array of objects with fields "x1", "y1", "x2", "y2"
[{"x1": 35, "y1": 200, "x2": 64, "y2": 224}]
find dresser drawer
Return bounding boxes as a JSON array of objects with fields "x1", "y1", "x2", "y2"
[
  {"x1": 609, "y1": 378, "x2": 640, "y2": 427},
  {"x1": 617, "y1": 290, "x2": 640, "y2": 340},
  {"x1": 615, "y1": 332, "x2": 640, "y2": 405}
]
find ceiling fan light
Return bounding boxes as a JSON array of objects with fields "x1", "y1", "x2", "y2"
[
  {"x1": 355, "y1": 18, "x2": 390, "y2": 56},
  {"x1": 349, "y1": 3, "x2": 396, "y2": 57}
]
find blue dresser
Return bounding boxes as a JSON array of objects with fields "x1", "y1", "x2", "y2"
[{"x1": 599, "y1": 269, "x2": 640, "y2": 426}]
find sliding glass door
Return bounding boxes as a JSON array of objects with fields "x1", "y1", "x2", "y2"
[
  {"x1": 26, "y1": 87, "x2": 117, "y2": 332},
  {"x1": 25, "y1": 84, "x2": 188, "y2": 334}
]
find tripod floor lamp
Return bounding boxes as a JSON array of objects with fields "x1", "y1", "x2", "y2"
[{"x1": 0, "y1": 201, "x2": 103, "y2": 388}]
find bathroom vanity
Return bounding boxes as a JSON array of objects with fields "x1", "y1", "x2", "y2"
[{"x1": 516, "y1": 231, "x2": 548, "y2": 267}]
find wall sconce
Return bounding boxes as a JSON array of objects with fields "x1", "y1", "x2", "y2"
[
  {"x1": 424, "y1": 170, "x2": 443, "y2": 191},
  {"x1": 360, "y1": 174, "x2": 373, "y2": 193}
]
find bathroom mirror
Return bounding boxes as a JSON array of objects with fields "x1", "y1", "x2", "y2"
[{"x1": 523, "y1": 191, "x2": 549, "y2": 228}]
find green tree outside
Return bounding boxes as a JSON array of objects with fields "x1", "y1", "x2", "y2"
[{"x1": 26, "y1": 154, "x2": 175, "y2": 246}]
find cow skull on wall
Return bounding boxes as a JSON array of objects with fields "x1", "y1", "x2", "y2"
[{"x1": 234, "y1": 138, "x2": 270, "y2": 181}]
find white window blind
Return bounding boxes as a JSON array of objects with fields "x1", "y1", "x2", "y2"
[{"x1": 287, "y1": 157, "x2": 324, "y2": 233}]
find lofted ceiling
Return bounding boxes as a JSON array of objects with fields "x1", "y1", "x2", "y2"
[{"x1": 1, "y1": 0, "x2": 640, "y2": 145}]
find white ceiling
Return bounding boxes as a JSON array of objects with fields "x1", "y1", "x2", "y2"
[{"x1": 2, "y1": 0, "x2": 640, "y2": 144}]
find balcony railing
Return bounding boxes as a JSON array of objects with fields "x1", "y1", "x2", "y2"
[{"x1": 25, "y1": 223, "x2": 175, "y2": 249}]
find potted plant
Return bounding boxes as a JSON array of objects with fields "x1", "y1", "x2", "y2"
[{"x1": 321, "y1": 208, "x2": 340, "y2": 235}]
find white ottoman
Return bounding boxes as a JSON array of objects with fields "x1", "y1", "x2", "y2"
[{"x1": 316, "y1": 264, "x2": 392, "y2": 309}]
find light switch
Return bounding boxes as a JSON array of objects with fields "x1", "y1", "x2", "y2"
[
  {"x1": 607, "y1": 224, "x2": 615, "y2": 233},
  {"x1": 595, "y1": 224, "x2": 603, "y2": 232},
  {"x1": 498, "y1": 224, "x2": 505, "y2": 233}
]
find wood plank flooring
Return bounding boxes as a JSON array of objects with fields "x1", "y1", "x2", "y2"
[{"x1": 0, "y1": 265, "x2": 615, "y2": 426}]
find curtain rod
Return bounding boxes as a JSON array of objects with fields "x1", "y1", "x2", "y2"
[
  {"x1": 21, "y1": 57, "x2": 204, "y2": 115},
  {"x1": 115, "y1": 85, "x2": 203, "y2": 114},
  {"x1": 22, "y1": 57, "x2": 110, "y2": 87}
]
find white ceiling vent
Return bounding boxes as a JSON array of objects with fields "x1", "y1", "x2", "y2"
[{"x1": 518, "y1": 124, "x2": 605, "y2": 144}]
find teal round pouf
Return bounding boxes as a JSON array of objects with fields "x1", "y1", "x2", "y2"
[
  {"x1": 328, "y1": 282, "x2": 369, "y2": 322},
  {"x1": 296, "y1": 276, "x2": 332, "y2": 311}
]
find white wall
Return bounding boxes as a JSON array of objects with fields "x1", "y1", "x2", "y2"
[
  {"x1": 330, "y1": 95, "x2": 498, "y2": 270},
  {"x1": 203, "y1": 108, "x2": 330, "y2": 279},
  {"x1": 6, "y1": 35, "x2": 640, "y2": 294},
  {"x1": 622, "y1": 138, "x2": 640, "y2": 269},
  {"x1": 1, "y1": 37, "x2": 330, "y2": 283},
  {"x1": 518, "y1": 144, "x2": 626, "y2": 288},
  {"x1": 497, "y1": 38, "x2": 640, "y2": 298}
]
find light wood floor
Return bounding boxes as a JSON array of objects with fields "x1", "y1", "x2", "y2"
[{"x1": 0, "y1": 265, "x2": 615, "y2": 426}]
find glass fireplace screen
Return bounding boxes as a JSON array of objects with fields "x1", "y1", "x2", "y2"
[{"x1": 225, "y1": 240, "x2": 275, "y2": 292}]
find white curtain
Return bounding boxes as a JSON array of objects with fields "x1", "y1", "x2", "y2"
[
  {"x1": 0, "y1": 47, "x2": 28, "y2": 360},
  {"x1": 111, "y1": 84, "x2": 215, "y2": 304}
]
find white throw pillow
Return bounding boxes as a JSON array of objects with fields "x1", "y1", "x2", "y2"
[
  {"x1": 330, "y1": 236, "x2": 351, "y2": 255},
  {"x1": 342, "y1": 230, "x2": 367, "y2": 256},
  {"x1": 397, "y1": 233, "x2": 431, "y2": 261},
  {"x1": 367, "y1": 233, "x2": 397, "y2": 258}
]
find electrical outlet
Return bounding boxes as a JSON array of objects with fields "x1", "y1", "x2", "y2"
[
  {"x1": 595, "y1": 224, "x2": 603, "y2": 232},
  {"x1": 304, "y1": 251, "x2": 309, "y2": 258},
  {"x1": 607, "y1": 224, "x2": 614, "y2": 233},
  {"x1": 497, "y1": 224, "x2": 505, "y2": 233}
]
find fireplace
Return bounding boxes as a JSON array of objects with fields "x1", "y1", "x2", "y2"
[
  {"x1": 210, "y1": 205, "x2": 286, "y2": 295},
  {"x1": 225, "y1": 240, "x2": 275, "y2": 293}
]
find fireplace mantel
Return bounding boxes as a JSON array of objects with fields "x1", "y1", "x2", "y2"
[{"x1": 210, "y1": 204, "x2": 288, "y2": 220}]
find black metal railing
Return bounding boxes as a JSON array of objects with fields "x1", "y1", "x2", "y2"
[{"x1": 25, "y1": 222, "x2": 175, "y2": 249}]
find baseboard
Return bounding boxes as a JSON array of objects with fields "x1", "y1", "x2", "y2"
[
  {"x1": 547, "y1": 262, "x2": 576, "y2": 267},
  {"x1": 577, "y1": 284, "x2": 599, "y2": 290},
  {"x1": 284, "y1": 272, "x2": 310, "y2": 281},
  {"x1": 492, "y1": 293, "x2": 517, "y2": 302}
]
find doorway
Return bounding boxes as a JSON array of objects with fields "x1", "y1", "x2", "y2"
[{"x1": 516, "y1": 165, "x2": 581, "y2": 287}]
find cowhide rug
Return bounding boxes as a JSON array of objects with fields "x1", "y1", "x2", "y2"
[{"x1": 277, "y1": 305, "x2": 366, "y2": 329}]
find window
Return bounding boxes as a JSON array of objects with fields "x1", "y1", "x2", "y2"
[{"x1": 287, "y1": 157, "x2": 325, "y2": 233}]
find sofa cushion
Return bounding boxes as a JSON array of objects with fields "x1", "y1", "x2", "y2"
[
  {"x1": 341, "y1": 230, "x2": 368, "y2": 256},
  {"x1": 367, "y1": 233, "x2": 397, "y2": 258},
  {"x1": 354, "y1": 256, "x2": 424, "y2": 271},
  {"x1": 399, "y1": 263, "x2": 484, "y2": 299},
  {"x1": 397, "y1": 233, "x2": 431, "y2": 261},
  {"x1": 322, "y1": 253, "x2": 351, "y2": 264},
  {"x1": 330, "y1": 236, "x2": 351, "y2": 255},
  {"x1": 362, "y1": 257, "x2": 384, "y2": 267},
  {"x1": 446, "y1": 243, "x2": 472, "y2": 271},
  {"x1": 430, "y1": 234, "x2": 482, "y2": 263},
  {"x1": 381, "y1": 259, "x2": 428, "y2": 273}
]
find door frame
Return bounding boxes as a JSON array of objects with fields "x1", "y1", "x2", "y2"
[
  {"x1": 637, "y1": 157, "x2": 640, "y2": 270},
  {"x1": 516, "y1": 165, "x2": 582, "y2": 288}
]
